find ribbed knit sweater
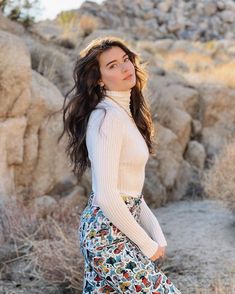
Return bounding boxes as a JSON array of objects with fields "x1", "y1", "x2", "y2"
[{"x1": 85, "y1": 89, "x2": 167, "y2": 259}]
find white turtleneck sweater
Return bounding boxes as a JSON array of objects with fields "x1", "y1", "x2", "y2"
[{"x1": 85, "y1": 89, "x2": 167, "y2": 259}]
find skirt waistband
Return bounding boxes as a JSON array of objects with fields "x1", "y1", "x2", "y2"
[{"x1": 88, "y1": 190, "x2": 143, "y2": 207}]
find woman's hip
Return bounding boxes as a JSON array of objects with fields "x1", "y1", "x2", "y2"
[{"x1": 78, "y1": 190, "x2": 143, "y2": 251}]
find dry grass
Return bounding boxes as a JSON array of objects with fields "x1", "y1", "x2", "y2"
[
  {"x1": 1, "y1": 191, "x2": 234, "y2": 292},
  {"x1": 202, "y1": 139, "x2": 235, "y2": 212},
  {"x1": 194, "y1": 273, "x2": 235, "y2": 294},
  {"x1": 158, "y1": 47, "x2": 235, "y2": 89},
  {"x1": 78, "y1": 14, "x2": 100, "y2": 37},
  {"x1": 163, "y1": 50, "x2": 213, "y2": 73},
  {"x1": 184, "y1": 62, "x2": 235, "y2": 89},
  {"x1": 30, "y1": 44, "x2": 69, "y2": 83},
  {"x1": 30, "y1": 43, "x2": 73, "y2": 95},
  {"x1": 0, "y1": 194, "x2": 84, "y2": 292},
  {"x1": 57, "y1": 11, "x2": 78, "y2": 39},
  {"x1": 30, "y1": 217, "x2": 84, "y2": 291}
]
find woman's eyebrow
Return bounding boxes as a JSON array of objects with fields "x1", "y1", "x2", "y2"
[{"x1": 106, "y1": 53, "x2": 128, "y2": 67}]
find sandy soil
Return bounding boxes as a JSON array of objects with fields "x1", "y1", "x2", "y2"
[
  {"x1": 154, "y1": 198, "x2": 235, "y2": 294},
  {"x1": 0, "y1": 197, "x2": 234, "y2": 294}
]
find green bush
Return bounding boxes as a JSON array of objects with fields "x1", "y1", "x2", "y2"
[{"x1": 0, "y1": 0, "x2": 42, "y2": 27}]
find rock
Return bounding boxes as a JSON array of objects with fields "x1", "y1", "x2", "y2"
[
  {"x1": 203, "y1": 1, "x2": 217, "y2": 16},
  {"x1": 219, "y1": 10, "x2": 235, "y2": 23},
  {"x1": 78, "y1": 29, "x2": 132, "y2": 51},
  {"x1": 0, "y1": 117, "x2": 27, "y2": 165},
  {"x1": 14, "y1": 71, "x2": 72, "y2": 198},
  {"x1": 166, "y1": 84, "x2": 199, "y2": 118},
  {"x1": 32, "y1": 195, "x2": 57, "y2": 217},
  {"x1": 48, "y1": 174, "x2": 78, "y2": 197},
  {"x1": 0, "y1": 131, "x2": 15, "y2": 202},
  {"x1": 0, "y1": 31, "x2": 32, "y2": 200},
  {"x1": 170, "y1": 40, "x2": 199, "y2": 52},
  {"x1": 171, "y1": 159, "x2": 192, "y2": 201},
  {"x1": 199, "y1": 85, "x2": 235, "y2": 157},
  {"x1": 30, "y1": 19, "x2": 63, "y2": 41},
  {"x1": 217, "y1": 1, "x2": 226, "y2": 11},
  {"x1": 154, "y1": 9, "x2": 168, "y2": 25},
  {"x1": 157, "y1": 0, "x2": 172, "y2": 13},
  {"x1": 154, "y1": 38, "x2": 174, "y2": 51},
  {"x1": 191, "y1": 119, "x2": 202, "y2": 137},
  {"x1": 153, "y1": 86, "x2": 192, "y2": 152},
  {"x1": 0, "y1": 0, "x2": 235, "y2": 215},
  {"x1": 0, "y1": 30, "x2": 31, "y2": 118},
  {"x1": 185, "y1": 141, "x2": 206, "y2": 169},
  {"x1": 224, "y1": 0, "x2": 235, "y2": 11},
  {"x1": 78, "y1": 13, "x2": 101, "y2": 37},
  {"x1": 29, "y1": 40, "x2": 73, "y2": 96},
  {"x1": 30, "y1": 0, "x2": 235, "y2": 42},
  {"x1": 167, "y1": 21, "x2": 183, "y2": 33},
  {"x1": 137, "y1": 40, "x2": 158, "y2": 55},
  {"x1": 173, "y1": 60, "x2": 190, "y2": 73},
  {"x1": 163, "y1": 107, "x2": 192, "y2": 152},
  {"x1": 138, "y1": 0, "x2": 154, "y2": 12},
  {"x1": 0, "y1": 11, "x2": 25, "y2": 36},
  {"x1": 58, "y1": 185, "x2": 87, "y2": 215},
  {"x1": 201, "y1": 127, "x2": 227, "y2": 158},
  {"x1": 145, "y1": 157, "x2": 167, "y2": 208},
  {"x1": 155, "y1": 124, "x2": 183, "y2": 191}
]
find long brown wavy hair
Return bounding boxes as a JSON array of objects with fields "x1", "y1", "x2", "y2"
[{"x1": 58, "y1": 36, "x2": 156, "y2": 181}]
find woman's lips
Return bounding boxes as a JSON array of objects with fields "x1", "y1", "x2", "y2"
[{"x1": 123, "y1": 74, "x2": 133, "y2": 80}]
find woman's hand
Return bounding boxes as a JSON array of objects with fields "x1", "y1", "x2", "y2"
[{"x1": 150, "y1": 245, "x2": 166, "y2": 262}]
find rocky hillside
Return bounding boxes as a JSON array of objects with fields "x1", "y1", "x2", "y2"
[
  {"x1": 77, "y1": 0, "x2": 235, "y2": 41},
  {"x1": 0, "y1": 0, "x2": 235, "y2": 207},
  {"x1": 32, "y1": 0, "x2": 235, "y2": 43},
  {"x1": 0, "y1": 1, "x2": 235, "y2": 293}
]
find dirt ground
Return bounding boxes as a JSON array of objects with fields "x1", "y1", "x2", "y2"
[
  {"x1": 154, "y1": 197, "x2": 235, "y2": 294},
  {"x1": 0, "y1": 197, "x2": 234, "y2": 294}
]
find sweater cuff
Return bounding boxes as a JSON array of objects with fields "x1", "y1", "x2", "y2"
[
  {"x1": 139, "y1": 239, "x2": 159, "y2": 259},
  {"x1": 152, "y1": 231, "x2": 168, "y2": 247}
]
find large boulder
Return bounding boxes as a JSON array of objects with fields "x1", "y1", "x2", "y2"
[
  {"x1": 145, "y1": 123, "x2": 192, "y2": 204},
  {"x1": 15, "y1": 71, "x2": 72, "y2": 198},
  {"x1": 0, "y1": 30, "x2": 31, "y2": 118},
  {"x1": 199, "y1": 84, "x2": 235, "y2": 158},
  {"x1": 0, "y1": 30, "x2": 73, "y2": 202},
  {"x1": 0, "y1": 30, "x2": 31, "y2": 201}
]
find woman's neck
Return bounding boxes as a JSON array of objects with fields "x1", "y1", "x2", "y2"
[{"x1": 104, "y1": 89, "x2": 132, "y2": 116}]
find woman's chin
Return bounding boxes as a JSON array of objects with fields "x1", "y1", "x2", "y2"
[{"x1": 124, "y1": 78, "x2": 136, "y2": 88}]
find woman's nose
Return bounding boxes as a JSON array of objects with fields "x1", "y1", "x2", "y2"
[{"x1": 121, "y1": 62, "x2": 128, "y2": 72}]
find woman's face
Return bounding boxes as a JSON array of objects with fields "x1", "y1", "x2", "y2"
[{"x1": 98, "y1": 46, "x2": 136, "y2": 91}]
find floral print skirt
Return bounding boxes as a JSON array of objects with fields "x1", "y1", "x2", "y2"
[{"x1": 78, "y1": 191, "x2": 182, "y2": 293}]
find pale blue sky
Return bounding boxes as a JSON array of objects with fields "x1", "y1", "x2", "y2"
[{"x1": 37, "y1": 0, "x2": 104, "y2": 21}]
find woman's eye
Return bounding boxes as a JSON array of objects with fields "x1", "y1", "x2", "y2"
[
  {"x1": 109, "y1": 57, "x2": 129, "y2": 69},
  {"x1": 110, "y1": 64, "x2": 117, "y2": 69}
]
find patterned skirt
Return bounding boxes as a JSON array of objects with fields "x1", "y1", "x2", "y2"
[{"x1": 78, "y1": 191, "x2": 182, "y2": 294}]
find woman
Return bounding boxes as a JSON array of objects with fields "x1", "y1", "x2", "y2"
[{"x1": 60, "y1": 36, "x2": 182, "y2": 293}]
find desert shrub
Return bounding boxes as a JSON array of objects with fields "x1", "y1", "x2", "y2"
[
  {"x1": 0, "y1": 194, "x2": 85, "y2": 292},
  {"x1": 55, "y1": 38, "x2": 75, "y2": 49},
  {"x1": 0, "y1": 0, "x2": 42, "y2": 27},
  {"x1": 202, "y1": 139, "x2": 235, "y2": 212},
  {"x1": 30, "y1": 43, "x2": 73, "y2": 95},
  {"x1": 57, "y1": 11, "x2": 78, "y2": 39},
  {"x1": 78, "y1": 14, "x2": 100, "y2": 37}
]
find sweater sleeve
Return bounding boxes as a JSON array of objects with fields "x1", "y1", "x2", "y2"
[
  {"x1": 139, "y1": 197, "x2": 168, "y2": 247},
  {"x1": 86, "y1": 108, "x2": 159, "y2": 259}
]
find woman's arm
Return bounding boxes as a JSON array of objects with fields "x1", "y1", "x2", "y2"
[
  {"x1": 139, "y1": 197, "x2": 167, "y2": 247},
  {"x1": 86, "y1": 108, "x2": 159, "y2": 259}
]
